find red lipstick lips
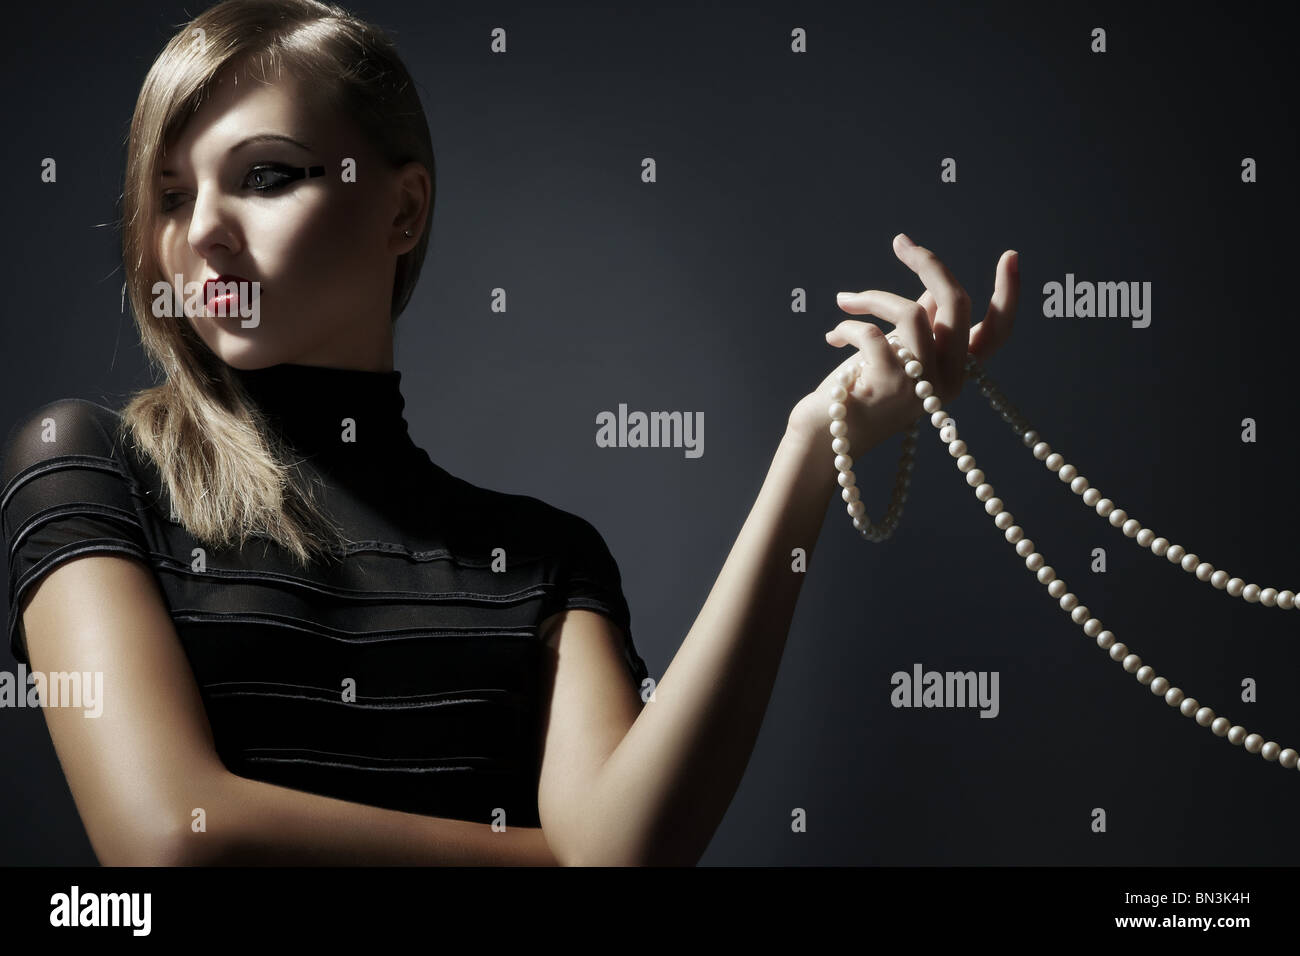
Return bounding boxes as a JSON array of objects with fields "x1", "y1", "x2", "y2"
[{"x1": 204, "y1": 274, "x2": 251, "y2": 315}]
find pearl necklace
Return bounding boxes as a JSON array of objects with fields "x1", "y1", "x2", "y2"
[{"x1": 828, "y1": 338, "x2": 1299, "y2": 774}]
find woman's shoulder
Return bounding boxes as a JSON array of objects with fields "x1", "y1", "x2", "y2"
[
  {"x1": 2, "y1": 398, "x2": 129, "y2": 487},
  {"x1": 433, "y1": 467, "x2": 612, "y2": 555}
]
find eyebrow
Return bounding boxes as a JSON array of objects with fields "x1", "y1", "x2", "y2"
[{"x1": 160, "y1": 133, "x2": 313, "y2": 178}]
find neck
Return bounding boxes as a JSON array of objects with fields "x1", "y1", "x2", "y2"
[{"x1": 227, "y1": 361, "x2": 418, "y2": 468}]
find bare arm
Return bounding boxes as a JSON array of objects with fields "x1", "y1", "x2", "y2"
[
  {"x1": 538, "y1": 427, "x2": 837, "y2": 866},
  {"x1": 22, "y1": 555, "x2": 559, "y2": 866}
]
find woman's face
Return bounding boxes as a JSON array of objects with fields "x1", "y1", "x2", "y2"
[{"x1": 154, "y1": 68, "x2": 424, "y2": 371}]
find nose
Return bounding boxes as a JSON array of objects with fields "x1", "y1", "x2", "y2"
[{"x1": 186, "y1": 182, "x2": 241, "y2": 260}]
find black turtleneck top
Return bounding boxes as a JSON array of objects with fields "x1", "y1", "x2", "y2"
[{"x1": 1, "y1": 363, "x2": 649, "y2": 828}]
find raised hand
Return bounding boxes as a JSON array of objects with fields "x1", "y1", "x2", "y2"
[{"x1": 787, "y1": 234, "x2": 1019, "y2": 457}]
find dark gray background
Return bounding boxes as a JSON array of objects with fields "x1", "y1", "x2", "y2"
[{"x1": 2, "y1": 0, "x2": 1296, "y2": 865}]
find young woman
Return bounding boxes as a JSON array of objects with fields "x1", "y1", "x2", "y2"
[{"x1": 1, "y1": 0, "x2": 1018, "y2": 866}]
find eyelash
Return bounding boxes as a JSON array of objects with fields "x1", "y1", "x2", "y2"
[{"x1": 160, "y1": 163, "x2": 297, "y2": 212}]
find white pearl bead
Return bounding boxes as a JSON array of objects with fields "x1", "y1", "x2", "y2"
[
  {"x1": 1005, "y1": 525, "x2": 1023, "y2": 544},
  {"x1": 1164, "y1": 687, "x2": 1184, "y2": 707},
  {"x1": 1096, "y1": 498, "x2": 1114, "y2": 517},
  {"x1": 948, "y1": 439, "x2": 967, "y2": 457},
  {"x1": 1279, "y1": 590, "x2": 1295, "y2": 609},
  {"x1": 848, "y1": 500, "x2": 865, "y2": 518},
  {"x1": 1071, "y1": 605, "x2": 1090, "y2": 625},
  {"x1": 915, "y1": 381, "x2": 934, "y2": 398},
  {"x1": 1037, "y1": 566, "x2": 1056, "y2": 584},
  {"x1": 995, "y1": 512, "x2": 1015, "y2": 530},
  {"x1": 1261, "y1": 741, "x2": 1280, "y2": 761},
  {"x1": 830, "y1": 420, "x2": 848, "y2": 437},
  {"x1": 1226, "y1": 578, "x2": 1244, "y2": 597},
  {"x1": 832, "y1": 437, "x2": 851, "y2": 455},
  {"x1": 930, "y1": 411, "x2": 948, "y2": 428},
  {"x1": 830, "y1": 384, "x2": 848, "y2": 402},
  {"x1": 986, "y1": 497, "x2": 1004, "y2": 516},
  {"x1": 1122, "y1": 519, "x2": 1141, "y2": 537},
  {"x1": 1045, "y1": 453, "x2": 1063, "y2": 471},
  {"x1": 1151, "y1": 537, "x2": 1169, "y2": 556},
  {"x1": 1048, "y1": 579, "x2": 1067, "y2": 598},
  {"x1": 1244, "y1": 733, "x2": 1263, "y2": 754},
  {"x1": 1070, "y1": 476, "x2": 1089, "y2": 494},
  {"x1": 1025, "y1": 552, "x2": 1044, "y2": 571},
  {"x1": 1136, "y1": 665, "x2": 1154, "y2": 684},
  {"x1": 1082, "y1": 488, "x2": 1101, "y2": 506},
  {"x1": 1122, "y1": 653, "x2": 1141, "y2": 673},
  {"x1": 837, "y1": 471, "x2": 855, "y2": 488},
  {"x1": 829, "y1": 402, "x2": 847, "y2": 421},
  {"x1": 1136, "y1": 528, "x2": 1154, "y2": 547},
  {"x1": 842, "y1": 485, "x2": 860, "y2": 502},
  {"x1": 1211, "y1": 570, "x2": 1229, "y2": 589},
  {"x1": 1032, "y1": 442, "x2": 1051, "y2": 460},
  {"x1": 940, "y1": 424, "x2": 958, "y2": 442},
  {"x1": 1261, "y1": 588, "x2": 1277, "y2": 606},
  {"x1": 1211, "y1": 717, "x2": 1230, "y2": 736},
  {"x1": 923, "y1": 395, "x2": 941, "y2": 412},
  {"x1": 1165, "y1": 544, "x2": 1184, "y2": 563},
  {"x1": 1195, "y1": 563, "x2": 1214, "y2": 582},
  {"x1": 1242, "y1": 584, "x2": 1260, "y2": 603},
  {"x1": 1179, "y1": 553, "x2": 1198, "y2": 572},
  {"x1": 956, "y1": 455, "x2": 975, "y2": 472},
  {"x1": 966, "y1": 469, "x2": 984, "y2": 487},
  {"x1": 1150, "y1": 676, "x2": 1169, "y2": 695},
  {"x1": 1227, "y1": 725, "x2": 1246, "y2": 745},
  {"x1": 1109, "y1": 642, "x2": 1127, "y2": 660},
  {"x1": 1108, "y1": 508, "x2": 1127, "y2": 527},
  {"x1": 1061, "y1": 593, "x2": 1079, "y2": 612},
  {"x1": 835, "y1": 454, "x2": 853, "y2": 472},
  {"x1": 1194, "y1": 707, "x2": 1214, "y2": 727},
  {"x1": 1096, "y1": 630, "x2": 1115, "y2": 649},
  {"x1": 975, "y1": 483, "x2": 994, "y2": 501},
  {"x1": 1083, "y1": 618, "x2": 1102, "y2": 637},
  {"x1": 1014, "y1": 538, "x2": 1033, "y2": 557},
  {"x1": 905, "y1": 360, "x2": 923, "y2": 378},
  {"x1": 1280, "y1": 748, "x2": 1299, "y2": 769},
  {"x1": 1022, "y1": 430, "x2": 1039, "y2": 446},
  {"x1": 1179, "y1": 698, "x2": 1198, "y2": 717}
]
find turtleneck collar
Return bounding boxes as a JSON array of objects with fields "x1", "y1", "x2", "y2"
[{"x1": 228, "y1": 362, "x2": 420, "y2": 469}]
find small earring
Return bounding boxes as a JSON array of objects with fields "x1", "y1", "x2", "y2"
[{"x1": 403, "y1": 229, "x2": 413, "y2": 237}]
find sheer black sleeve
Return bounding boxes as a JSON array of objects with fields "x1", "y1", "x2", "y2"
[
  {"x1": 1, "y1": 399, "x2": 152, "y2": 665},
  {"x1": 557, "y1": 512, "x2": 650, "y2": 691}
]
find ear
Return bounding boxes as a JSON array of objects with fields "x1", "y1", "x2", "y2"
[{"x1": 390, "y1": 160, "x2": 431, "y2": 252}]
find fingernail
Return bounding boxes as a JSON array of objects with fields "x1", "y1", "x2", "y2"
[
  {"x1": 836, "y1": 291, "x2": 859, "y2": 302},
  {"x1": 897, "y1": 233, "x2": 914, "y2": 246}
]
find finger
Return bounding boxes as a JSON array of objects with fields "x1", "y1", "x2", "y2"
[
  {"x1": 968, "y1": 250, "x2": 1020, "y2": 363},
  {"x1": 833, "y1": 289, "x2": 937, "y2": 390},
  {"x1": 918, "y1": 288, "x2": 937, "y2": 329},
  {"x1": 824, "y1": 319, "x2": 899, "y2": 396},
  {"x1": 892, "y1": 234, "x2": 971, "y2": 399}
]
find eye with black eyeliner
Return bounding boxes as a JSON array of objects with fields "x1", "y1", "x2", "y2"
[
  {"x1": 159, "y1": 162, "x2": 319, "y2": 212},
  {"x1": 245, "y1": 163, "x2": 296, "y2": 191}
]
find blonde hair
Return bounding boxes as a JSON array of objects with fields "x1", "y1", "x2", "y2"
[{"x1": 117, "y1": 0, "x2": 436, "y2": 566}]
